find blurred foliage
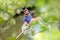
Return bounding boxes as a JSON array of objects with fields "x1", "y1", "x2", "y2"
[
  {"x1": 9, "y1": 19, "x2": 16, "y2": 25},
  {"x1": 6, "y1": 37, "x2": 16, "y2": 40},
  {"x1": 0, "y1": 0, "x2": 60, "y2": 40},
  {"x1": 0, "y1": 0, "x2": 59, "y2": 24},
  {"x1": 33, "y1": 30, "x2": 60, "y2": 40}
]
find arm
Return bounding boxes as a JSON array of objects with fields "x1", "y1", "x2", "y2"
[
  {"x1": 24, "y1": 22, "x2": 29, "y2": 27},
  {"x1": 37, "y1": 17, "x2": 48, "y2": 27}
]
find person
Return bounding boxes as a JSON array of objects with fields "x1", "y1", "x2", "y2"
[
  {"x1": 30, "y1": 11, "x2": 45, "y2": 35},
  {"x1": 23, "y1": 8, "x2": 32, "y2": 26},
  {"x1": 22, "y1": 8, "x2": 32, "y2": 38}
]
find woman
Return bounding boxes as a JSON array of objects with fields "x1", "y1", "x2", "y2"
[{"x1": 30, "y1": 11, "x2": 46, "y2": 36}]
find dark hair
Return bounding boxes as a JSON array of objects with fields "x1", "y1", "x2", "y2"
[
  {"x1": 23, "y1": 8, "x2": 28, "y2": 12},
  {"x1": 31, "y1": 11, "x2": 36, "y2": 18}
]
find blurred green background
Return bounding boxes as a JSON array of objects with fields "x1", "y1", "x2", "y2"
[{"x1": 0, "y1": 0, "x2": 60, "y2": 40}]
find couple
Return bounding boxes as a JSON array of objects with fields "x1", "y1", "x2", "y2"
[{"x1": 22, "y1": 9, "x2": 42, "y2": 38}]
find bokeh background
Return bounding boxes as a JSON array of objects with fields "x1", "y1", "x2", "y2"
[{"x1": 0, "y1": 0, "x2": 60, "y2": 40}]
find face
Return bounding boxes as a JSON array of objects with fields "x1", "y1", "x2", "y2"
[{"x1": 24, "y1": 9, "x2": 29, "y2": 16}]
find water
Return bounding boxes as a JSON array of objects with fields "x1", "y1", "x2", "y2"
[{"x1": 0, "y1": 16, "x2": 23, "y2": 40}]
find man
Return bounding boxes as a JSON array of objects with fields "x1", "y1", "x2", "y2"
[
  {"x1": 23, "y1": 8, "x2": 32, "y2": 27},
  {"x1": 22, "y1": 8, "x2": 32, "y2": 35},
  {"x1": 16, "y1": 9, "x2": 32, "y2": 39}
]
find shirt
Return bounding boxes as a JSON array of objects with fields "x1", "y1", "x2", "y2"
[{"x1": 24, "y1": 14, "x2": 32, "y2": 23}]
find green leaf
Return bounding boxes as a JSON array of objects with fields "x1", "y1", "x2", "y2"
[
  {"x1": 6, "y1": 37, "x2": 16, "y2": 40},
  {"x1": 34, "y1": 30, "x2": 60, "y2": 40},
  {"x1": 7, "y1": 7, "x2": 15, "y2": 16},
  {"x1": 9, "y1": 19, "x2": 16, "y2": 25},
  {"x1": 0, "y1": 13, "x2": 5, "y2": 24}
]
